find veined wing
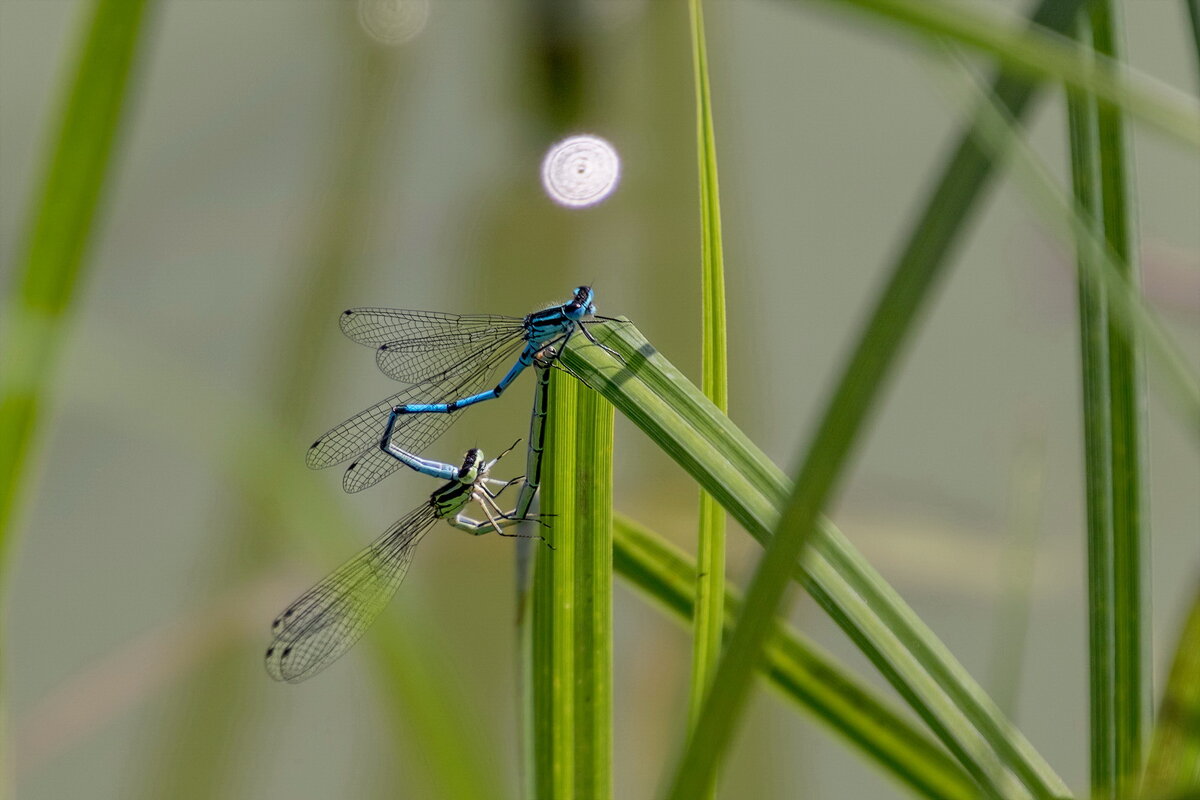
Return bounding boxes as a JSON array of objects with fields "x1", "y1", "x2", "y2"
[
  {"x1": 306, "y1": 337, "x2": 523, "y2": 493},
  {"x1": 265, "y1": 503, "x2": 439, "y2": 683},
  {"x1": 340, "y1": 308, "x2": 526, "y2": 383},
  {"x1": 339, "y1": 308, "x2": 521, "y2": 347}
]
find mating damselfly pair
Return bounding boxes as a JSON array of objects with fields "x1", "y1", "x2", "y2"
[{"x1": 266, "y1": 286, "x2": 618, "y2": 683}]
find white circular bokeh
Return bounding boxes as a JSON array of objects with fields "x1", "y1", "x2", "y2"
[
  {"x1": 357, "y1": 0, "x2": 430, "y2": 46},
  {"x1": 540, "y1": 135, "x2": 622, "y2": 209}
]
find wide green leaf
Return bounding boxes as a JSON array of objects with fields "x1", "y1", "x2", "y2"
[{"x1": 530, "y1": 369, "x2": 615, "y2": 799}]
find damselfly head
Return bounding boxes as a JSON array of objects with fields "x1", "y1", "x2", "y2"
[
  {"x1": 566, "y1": 285, "x2": 596, "y2": 319},
  {"x1": 458, "y1": 448, "x2": 482, "y2": 482}
]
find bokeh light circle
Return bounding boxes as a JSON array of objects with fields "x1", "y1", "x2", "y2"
[
  {"x1": 540, "y1": 135, "x2": 621, "y2": 208},
  {"x1": 357, "y1": 0, "x2": 430, "y2": 46}
]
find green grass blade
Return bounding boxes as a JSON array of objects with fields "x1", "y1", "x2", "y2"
[
  {"x1": 530, "y1": 368, "x2": 614, "y2": 799},
  {"x1": 0, "y1": 4, "x2": 154, "y2": 786},
  {"x1": 613, "y1": 514, "x2": 981, "y2": 800},
  {"x1": 686, "y1": 0, "x2": 730, "y2": 763},
  {"x1": 0, "y1": 0, "x2": 155, "y2": 574},
  {"x1": 563, "y1": 324, "x2": 1068, "y2": 799},
  {"x1": 1141, "y1": 581, "x2": 1200, "y2": 799},
  {"x1": 1087, "y1": 6, "x2": 1148, "y2": 794},
  {"x1": 1066, "y1": 57, "x2": 1118, "y2": 798},
  {"x1": 532, "y1": 369, "x2": 578, "y2": 799},
  {"x1": 573, "y1": 382, "x2": 614, "y2": 798},
  {"x1": 792, "y1": 0, "x2": 1200, "y2": 147}
]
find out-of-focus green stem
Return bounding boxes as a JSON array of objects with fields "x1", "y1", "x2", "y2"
[
  {"x1": 0, "y1": 3, "x2": 155, "y2": 791},
  {"x1": 1142, "y1": 581, "x2": 1200, "y2": 798},
  {"x1": 0, "y1": 0, "x2": 155, "y2": 585}
]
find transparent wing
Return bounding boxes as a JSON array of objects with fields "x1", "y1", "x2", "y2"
[
  {"x1": 306, "y1": 337, "x2": 525, "y2": 493},
  {"x1": 339, "y1": 308, "x2": 526, "y2": 383},
  {"x1": 265, "y1": 503, "x2": 440, "y2": 683}
]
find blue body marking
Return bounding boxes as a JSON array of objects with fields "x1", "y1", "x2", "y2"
[
  {"x1": 379, "y1": 406, "x2": 461, "y2": 480},
  {"x1": 394, "y1": 287, "x2": 595, "y2": 416}
]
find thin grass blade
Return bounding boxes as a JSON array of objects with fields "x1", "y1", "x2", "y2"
[
  {"x1": 1086, "y1": 6, "x2": 1149, "y2": 795},
  {"x1": 0, "y1": 4, "x2": 155, "y2": 785},
  {"x1": 1066, "y1": 31, "x2": 1118, "y2": 797},
  {"x1": 686, "y1": 0, "x2": 730, "y2": 767}
]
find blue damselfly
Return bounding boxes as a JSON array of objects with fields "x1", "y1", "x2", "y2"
[{"x1": 306, "y1": 286, "x2": 615, "y2": 493}]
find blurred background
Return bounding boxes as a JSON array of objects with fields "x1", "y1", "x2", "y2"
[{"x1": 2, "y1": 1, "x2": 1197, "y2": 798}]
